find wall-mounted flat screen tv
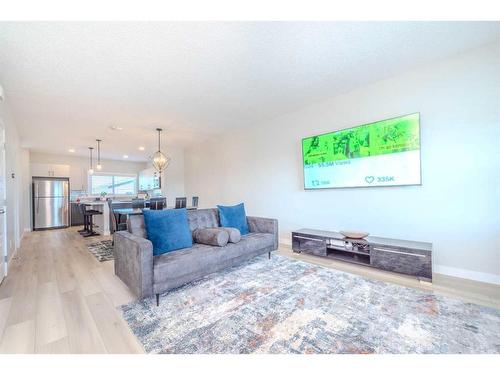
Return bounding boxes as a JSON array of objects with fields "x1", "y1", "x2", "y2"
[{"x1": 302, "y1": 113, "x2": 421, "y2": 189}]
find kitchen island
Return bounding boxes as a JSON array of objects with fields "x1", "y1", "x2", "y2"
[
  {"x1": 72, "y1": 198, "x2": 170, "y2": 236},
  {"x1": 79, "y1": 201, "x2": 111, "y2": 236}
]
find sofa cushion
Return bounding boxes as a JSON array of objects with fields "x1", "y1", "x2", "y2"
[
  {"x1": 220, "y1": 227, "x2": 241, "y2": 243},
  {"x1": 193, "y1": 228, "x2": 229, "y2": 247},
  {"x1": 153, "y1": 232, "x2": 275, "y2": 287},
  {"x1": 187, "y1": 208, "x2": 220, "y2": 232},
  {"x1": 143, "y1": 209, "x2": 193, "y2": 256},
  {"x1": 217, "y1": 203, "x2": 249, "y2": 235},
  {"x1": 127, "y1": 215, "x2": 147, "y2": 238},
  {"x1": 238, "y1": 232, "x2": 274, "y2": 251}
]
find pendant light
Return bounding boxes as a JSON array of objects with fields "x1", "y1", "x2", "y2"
[
  {"x1": 96, "y1": 139, "x2": 102, "y2": 170},
  {"x1": 151, "y1": 128, "x2": 171, "y2": 173},
  {"x1": 88, "y1": 147, "x2": 94, "y2": 175}
]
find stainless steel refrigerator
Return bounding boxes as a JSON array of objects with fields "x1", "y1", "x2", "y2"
[{"x1": 32, "y1": 177, "x2": 70, "y2": 230}]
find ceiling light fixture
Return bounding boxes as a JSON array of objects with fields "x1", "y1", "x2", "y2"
[
  {"x1": 151, "y1": 128, "x2": 171, "y2": 173},
  {"x1": 68, "y1": 148, "x2": 75, "y2": 153},
  {"x1": 109, "y1": 125, "x2": 123, "y2": 131},
  {"x1": 88, "y1": 147, "x2": 94, "y2": 175},
  {"x1": 96, "y1": 139, "x2": 102, "y2": 170},
  {"x1": 138, "y1": 146, "x2": 145, "y2": 151},
  {"x1": 123, "y1": 154, "x2": 129, "y2": 159}
]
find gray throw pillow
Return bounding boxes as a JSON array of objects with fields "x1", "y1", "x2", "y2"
[
  {"x1": 193, "y1": 228, "x2": 229, "y2": 247},
  {"x1": 220, "y1": 227, "x2": 241, "y2": 243}
]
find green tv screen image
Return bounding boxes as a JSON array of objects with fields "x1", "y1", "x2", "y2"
[{"x1": 302, "y1": 113, "x2": 421, "y2": 189}]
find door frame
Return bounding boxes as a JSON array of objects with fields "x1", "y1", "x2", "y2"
[
  {"x1": 0, "y1": 206, "x2": 6, "y2": 282},
  {"x1": 0, "y1": 121, "x2": 7, "y2": 280}
]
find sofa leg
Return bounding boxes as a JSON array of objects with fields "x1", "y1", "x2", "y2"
[
  {"x1": 156, "y1": 294, "x2": 160, "y2": 307},
  {"x1": 268, "y1": 252, "x2": 271, "y2": 260}
]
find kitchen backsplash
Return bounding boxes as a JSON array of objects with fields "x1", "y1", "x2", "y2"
[{"x1": 70, "y1": 190, "x2": 86, "y2": 201}]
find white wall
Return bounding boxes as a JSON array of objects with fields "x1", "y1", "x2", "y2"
[
  {"x1": 184, "y1": 42, "x2": 500, "y2": 284},
  {"x1": 0, "y1": 95, "x2": 30, "y2": 263},
  {"x1": 20, "y1": 149, "x2": 30, "y2": 233},
  {"x1": 160, "y1": 147, "x2": 185, "y2": 208}
]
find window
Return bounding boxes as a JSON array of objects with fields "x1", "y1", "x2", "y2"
[{"x1": 90, "y1": 173, "x2": 137, "y2": 196}]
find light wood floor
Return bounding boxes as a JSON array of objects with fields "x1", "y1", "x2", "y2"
[
  {"x1": 0, "y1": 228, "x2": 143, "y2": 354},
  {"x1": 1, "y1": 227, "x2": 499, "y2": 354},
  {"x1": 277, "y1": 246, "x2": 500, "y2": 309}
]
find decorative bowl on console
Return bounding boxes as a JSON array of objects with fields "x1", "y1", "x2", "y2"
[{"x1": 340, "y1": 230, "x2": 369, "y2": 239}]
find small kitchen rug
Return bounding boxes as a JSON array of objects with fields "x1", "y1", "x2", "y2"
[{"x1": 86, "y1": 240, "x2": 114, "y2": 262}]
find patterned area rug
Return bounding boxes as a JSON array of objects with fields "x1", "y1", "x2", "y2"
[
  {"x1": 120, "y1": 254, "x2": 500, "y2": 354},
  {"x1": 86, "y1": 240, "x2": 114, "y2": 262}
]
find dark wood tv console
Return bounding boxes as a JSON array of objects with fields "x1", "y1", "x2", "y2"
[{"x1": 292, "y1": 228, "x2": 432, "y2": 282}]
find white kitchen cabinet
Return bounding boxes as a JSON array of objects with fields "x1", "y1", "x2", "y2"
[
  {"x1": 139, "y1": 168, "x2": 152, "y2": 190},
  {"x1": 53, "y1": 164, "x2": 71, "y2": 177},
  {"x1": 139, "y1": 167, "x2": 161, "y2": 191},
  {"x1": 31, "y1": 163, "x2": 70, "y2": 178},
  {"x1": 30, "y1": 163, "x2": 51, "y2": 177},
  {"x1": 69, "y1": 166, "x2": 86, "y2": 191}
]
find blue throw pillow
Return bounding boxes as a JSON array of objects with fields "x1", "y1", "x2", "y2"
[
  {"x1": 217, "y1": 203, "x2": 249, "y2": 235},
  {"x1": 143, "y1": 209, "x2": 193, "y2": 256}
]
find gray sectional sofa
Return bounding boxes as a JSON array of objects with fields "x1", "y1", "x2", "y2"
[{"x1": 113, "y1": 208, "x2": 278, "y2": 305}]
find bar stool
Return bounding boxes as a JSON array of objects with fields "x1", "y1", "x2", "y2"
[
  {"x1": 78, "y1": 203, "x2": 89, "y2": 234},
  {"x1": 80, "y1": 203, "x2": 102, "y2": 237}
]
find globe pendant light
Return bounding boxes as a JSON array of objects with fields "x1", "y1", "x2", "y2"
[
  {"x1": 88, "y1": 147, "x2": 94, "y2": 175},
  {"x1": 151, "y1": 128, "x2": 170, "y2": 173},
  {"x1": 96, "y1": 139, "x2": 102, "y2": 170}
]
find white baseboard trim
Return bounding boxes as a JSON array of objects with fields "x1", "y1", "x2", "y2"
[
  {"x1": 18, "y1": 228, "x2": 31, "y2": 247},
  {"x1": 434, "y1": 265, "x2": 500, "y2": 286},
  {"x1": 5, "y1": 245, "x2": 19, "y2": 277}
]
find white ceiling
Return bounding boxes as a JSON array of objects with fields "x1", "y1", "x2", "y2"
[{"x1": 1, "y1": 22, "x2": 499, "y2": 161}]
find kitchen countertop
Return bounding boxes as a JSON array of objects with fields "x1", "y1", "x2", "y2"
[
  {"x1": 71, "y1": 201, "x2": 106, "y2": 205},
  {"x1": 71, "y1": 199, "x2": 154, "y2": 203}
]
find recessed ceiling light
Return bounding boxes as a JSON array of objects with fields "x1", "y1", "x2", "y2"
[
  {"x1": 109, "y1": 125, "x2": 123, "y2": 131},
  {"x1": 123, "y1": 154, "x2": 129, "y2": 159},
  {"x1": 68, "y1": 148, "x2": 75, "y2": 153},
  {"x1": 138, "y1": 146, "x2": 145, "y2": 151}
]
